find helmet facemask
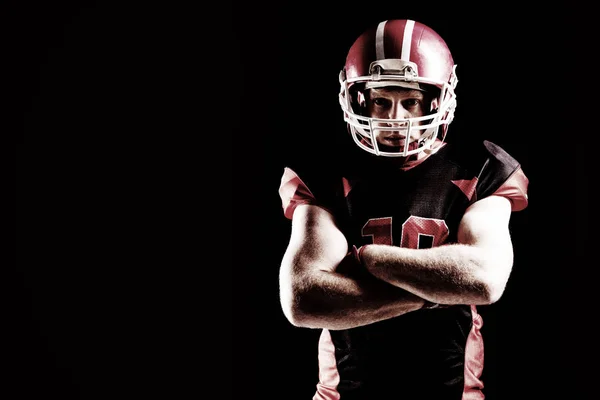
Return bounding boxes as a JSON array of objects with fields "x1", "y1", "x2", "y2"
[{"x1": 339, "y1": 59, "x2": 458, "y2": 158}]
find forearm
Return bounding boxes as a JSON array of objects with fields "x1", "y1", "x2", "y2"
[
  {"x1": 283, "y1": 267, "x2": 425, "y2": 330},
  {"x1": 360, "y1": 243, "x2": 505, "y2": 305}
]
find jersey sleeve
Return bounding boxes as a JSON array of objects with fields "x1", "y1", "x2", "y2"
[
  {"x1": 278, "y1": 167, "x2": 318, "y2": 220},
  {"x1": 475, "y1": 141, "x2": 529, "y2": 212},
  {"x1": 491, "y1": 167, "x2": 529, "y2": 211}
]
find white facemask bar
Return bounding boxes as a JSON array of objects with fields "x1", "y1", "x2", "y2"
[
  {"x1": 339, "y1": 69, "x2": 458, "y2": 157},
  {"x1": 344, "y1": 105, "x2": 452, "y2": 156}
]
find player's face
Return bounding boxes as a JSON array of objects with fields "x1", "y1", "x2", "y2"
[{"x1": 365, "y1": 87, "x2": 429, "y2": 153}]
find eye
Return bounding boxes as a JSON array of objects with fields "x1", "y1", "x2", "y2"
[
  {"x1": 372, "y1": 98, "x2": 391, "y2": 107},
  {"x1": 402, "y1": 98, "x2": 421, "y2": 108}
]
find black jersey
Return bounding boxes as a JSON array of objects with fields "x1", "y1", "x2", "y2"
[{"x1": 278, "y1": 141, "x2": 529, "y2": 399}]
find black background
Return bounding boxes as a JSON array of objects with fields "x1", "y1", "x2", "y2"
[{"x1": 9, "y1": 1, "x2": 595, "y2": 399}]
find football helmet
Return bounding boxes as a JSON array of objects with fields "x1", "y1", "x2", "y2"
[{"x1": 339, "y1": 19, "x2": 458, "y2": 157}]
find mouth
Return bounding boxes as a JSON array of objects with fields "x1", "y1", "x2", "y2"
[{"x1": 381, "y1": 137, "x2": 419, "y2": 151}]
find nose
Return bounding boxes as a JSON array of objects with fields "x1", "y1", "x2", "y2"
[
  {"x1": 388, "y1": 102, "x2": 411, "y2": 120},
  {"x1": 382, "y1": 102, "x2": 411, "y2": 132}
]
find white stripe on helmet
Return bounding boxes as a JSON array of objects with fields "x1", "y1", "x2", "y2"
[
  {"x1": 401, "y1": 20, "x2": 415, "y2": 60},
  {"x1": 376, "y1": 19, "x2": 415, "y2": 61},
  {"x1": 375, "y1": 20, "x2": 387, "y2": 59}
]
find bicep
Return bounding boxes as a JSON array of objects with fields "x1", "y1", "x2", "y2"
[
  {"x1": 457, "y1": 195, "x2": 514, "y2": 268},
  {"x1": 282, "y1": 204, "x2": 349, "y2": 275}
]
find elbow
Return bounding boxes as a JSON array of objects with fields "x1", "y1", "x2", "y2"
[
  {"x1": 280, "y1": 294, "x2": 306, "y2": 327},
  {"x1": 279, "y1": 261, "x2": 329, "y2": 329},
  {"x1": 478, "y1": 264, "x2": 512, "y2": 305},
  {"x1": 283, "y1": 308, "x2": 314, "y2": 329},
  {"x1": 467, "y1": 247, "x2": 512, "y2": 304},
  {"x1": 280, "y1": 283, "x2": 300, "y2": 326},
  {"x1": 281, "y1": 298, "x2": 321, "y2": 329},
  {"x1": 279, "y1": 284, "x2": 318, "y2": 328},
  {"x1": 279, "y1": 266, "x2": 318, "y2": 327},
  {"x1": 483, "y1": 282, "x2": 505, "y2": 304}
]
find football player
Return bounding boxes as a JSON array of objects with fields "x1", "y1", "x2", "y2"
[{"x1": 278, "y1": 19, "x2": 529, "y2": 399}]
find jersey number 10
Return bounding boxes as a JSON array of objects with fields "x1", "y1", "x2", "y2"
[{"x1": 362, "y1": 216, "x2": 449, "y2": 249}]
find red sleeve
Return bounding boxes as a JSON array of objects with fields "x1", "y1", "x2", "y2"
[
  {"x1": 278, "y1": 167, "x2": 317, "y2": 220},
  {"x1": 491, "y1": 167, "x2": 529, "y2": 212}
]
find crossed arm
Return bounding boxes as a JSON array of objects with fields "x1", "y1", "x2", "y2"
[{"x1": 278, "y1": 195, "x2": 514, "y2": 330}]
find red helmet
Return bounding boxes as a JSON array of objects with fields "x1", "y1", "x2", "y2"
[{"x1": 339, "y1": 19, "x2": 458, "y2": 157}]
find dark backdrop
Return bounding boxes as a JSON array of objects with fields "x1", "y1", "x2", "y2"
[{"x1": 9, "y1": 1, "x2": 595, "y2": 399}]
